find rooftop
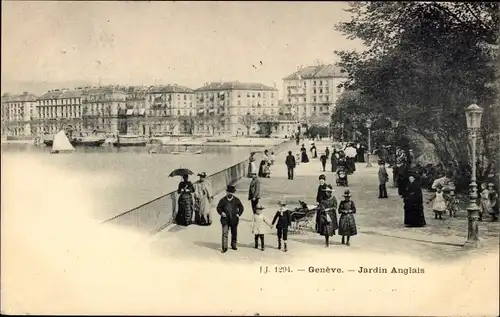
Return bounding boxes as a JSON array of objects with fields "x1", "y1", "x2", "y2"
[
  {"x1": 147, "y1": 85, "x2": 194, "y2": 94},
  {"x1": 195, "y1": 82, "x2": 277, "y2": 92},
  {"x1": 282, "y1": 64, "x2": 348, "y2": 80},
  {"x1": 1, "y1": 92, "x2": 38, "y2": 102}
]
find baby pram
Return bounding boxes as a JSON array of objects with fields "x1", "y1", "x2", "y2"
[{"x1": 289, "y1": 200, "x2": 319, "y2": 232}]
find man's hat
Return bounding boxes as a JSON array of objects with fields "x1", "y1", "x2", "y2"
[
  {"x1": 343, "y1": 190, "x2": 352, "y2": 197},
  {"x1": 256, "y1": 204, "x2": 265, "y2": 210},
  {"x1": 226, "y1": 185, "x2": 236, "y2": 193},
  {"x1": 319, "y1": 174, "x2": 326, "y2": 180},
  {"x1": 278, "y1": 200, "x2": 287, "y2": 206},
  {"x1": 197, "y1": 172, "x2": 207, "y2": 178}
]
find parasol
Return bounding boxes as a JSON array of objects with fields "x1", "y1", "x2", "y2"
[
  {"x1": 169, "y1": 168, "x2": 194, "y2": 177},
  {"x1": 344, "y1": 146, "x2": 357, "y2": 158}
]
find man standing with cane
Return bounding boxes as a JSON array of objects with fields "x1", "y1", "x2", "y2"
[{"x1": 217, "y1": 185, "x2": 244, "y2": 253}]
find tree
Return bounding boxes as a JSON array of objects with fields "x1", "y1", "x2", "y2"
[
  {"x1": 239, "y1": 112, "x2": 257, "y2": 136},
  {"x1": 205, "y1": 114, "x2": 223, "y2": 136},
  {"x1": 334, "y1": 2, "x2": 499, "y2": 164}
]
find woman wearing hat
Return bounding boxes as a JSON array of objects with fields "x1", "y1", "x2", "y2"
[
  {"x1": 338, "y1": 190, "x2": 357, "y2": 246},
  {"x1": 176, "y1": 174, "x2": 196, "y2": 226},
  {"x1": 300, "y1": 144, "x2": 310, "y2": 163},
  {"x1": 316, "y1": 186, "x2": 338, "y2": 247},
  {"x1": 403, "y1": 174, "x2": 426, "y2": 227},
  {"x1": 316, "y1": 174, "x2": 331, "y2": 204},
  {"x1": 194, "y1": 172, "x2": 214, "y2": 226}
]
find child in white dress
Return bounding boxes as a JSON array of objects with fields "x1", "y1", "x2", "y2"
[
  {"x1": 430, "y1": 184, "x2": 447, "y2": 219},
  {"x1": 252, "y1": 205, "x2": 273, "y2": 251}
]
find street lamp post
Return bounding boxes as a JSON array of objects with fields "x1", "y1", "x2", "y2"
[
  {"x1": 464, "y1": 104, "x2": 484, "y2": 248},
  {"x1": 391, "y1": 119, "x2": 399, "y2": 187},
  {"x1": 365, "y1": 119, "x2": 373, "y2": 167}
]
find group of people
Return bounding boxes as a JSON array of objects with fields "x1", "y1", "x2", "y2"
[
  {"x1": 175, "y1": 173, "x2": 214, "y2": 226},
  {"x1": 248, "y1": 149, "x2": 275, "y2": 178}
]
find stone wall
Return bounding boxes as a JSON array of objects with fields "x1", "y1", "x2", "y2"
[{"x1": 103, "y1": 140, "x2": 292, "y2": 234}]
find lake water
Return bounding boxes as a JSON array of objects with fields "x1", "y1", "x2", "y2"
[{"x1": 1, "y1": 143, "x2": 259, "y2": 220}]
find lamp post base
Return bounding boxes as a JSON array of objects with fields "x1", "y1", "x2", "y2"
[{"x1": 463, "y1": 239, "x2": 482, "y2": 249}]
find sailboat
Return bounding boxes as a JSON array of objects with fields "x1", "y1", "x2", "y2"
[{"x1": 51, "y1": 130, "x2": 76, "y2": 154}]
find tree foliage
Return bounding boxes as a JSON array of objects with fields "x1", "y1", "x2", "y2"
[
  {"x1": 239, "y1": 112, "x2": 257, "y2": 136},
  {"x1": 334, "y1": 2, "x2": 499, "y2": 164}
]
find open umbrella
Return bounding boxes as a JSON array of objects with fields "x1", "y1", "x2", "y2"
[
  {"x1": 169, "y1": 168, "x2": 194, "y2": 177},
  {"x1": 344, "y1": 146, "x2": 357, "y2": 158}
]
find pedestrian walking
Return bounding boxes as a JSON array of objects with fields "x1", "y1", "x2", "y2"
[
  {"x1": 316, "y1": 186, "x2": 338, "y2": 247},
  {"x1": 488, "y1": 183, "x2": 499, "y2": 222},
  {"x1": 479, "y1": 182, "x2": 492, "y2": 221},
  {"x1": 331, "y1": 149, "x2": 338, "y2": 172},
  {"x1": 300, "y1": 144, "x2": 310, "y2": 163},
  {"x1": 320, "y1": 152, "x2": 327, "y2": 172},
  {"x1": 285, "y1": 151, "x2": 296, "y2": 180},
  {"x1": 194, "y1": 172, "x2": 214, "y2": 226},
  {"x1": 216, "y1": 185, "x2": 244, "y2": 253},
  {"x1": 378, "y1": 160, "x2": 389, "y2": 198},
  {"x1": 310, "y1": 143, "x2": 318, "y2": 158},
  {"x1": 338, "y1": 190, "x2": 357, "y2": 246},
  {"x1": 176, "y1": 174, "x2": 195, "y2": 226},
  {"x1": 325, "y1": 147, "x2": 330, "y2": 159},
  {"x1": 252, "y1": 204, "x2": 273, "y2": 251},
  {"x1": 248, "y1": 173, "x2": 261, "y2": 214},
  {"x1": 316, "y1": 174, "x2": 330, "y2": 204},
  {"x1": 272, "y1": 200, "x2": 292, "y2": 251},
  {"x1": 403, "y1": 174, "x2": 427, "y2": 227},
  {"x1": 247, "y1": 152, "x2": 257, "y2": 178}
]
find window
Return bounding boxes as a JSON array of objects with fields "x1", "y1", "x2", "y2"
[
  {"x1": 337, "y1": 86, "x2": 341, "y2": 93},
  {"x1": 320, "y1": 80, "x2": 322, "y2": 86},
  {"x1": 313, "y1": 106, "x2": 317, "y2": 111},
  {"x1": 326, "y1": 96, "x2": 329, "y2": 101},
  {"x1": 320, "y1": 88, "x2": 323, "y2": 94},
  {"x1": 313, "y1": 88, "x2": 316, "y2": 94},
  {"x1": 313, "y1": 81, "x2": 316, "y2": 86},
  {"x1": 257, "y1": 93, "x2": 261, "y2": 98},
  {"x1": 184, "y1": 95, "x2": 187, "y2": 100},
  {"x1": 313, "y1": 97, "x2": 316, "y2": 102},
  {"x1": 303, "y1": 97, "x2": 306, "y2": 102}
]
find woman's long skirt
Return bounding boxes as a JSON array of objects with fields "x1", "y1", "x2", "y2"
[
  {"x1": 176, "y1": 193, "x2": 194, "y2": 226},
  {"x1": 403, "y1": 200, "x2": 426, "y2": 227},
  {"x1": 301, "y1": 152, "x2": 309, "y2": 163},
  {"x1": 338, "y1": 213, "x2": 357, "y2": 236},
  {"x1": 317, "y1": 212, "x2": 338, "y2": 237},
  {"x1": 198, "y1": 196, "x2": 212, "y2": 226}
]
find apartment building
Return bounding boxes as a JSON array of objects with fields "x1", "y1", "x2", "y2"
[
  {"x1": 282, "y1": 64, "x2": 348, "y2": 122},
  {"x1": 36, "y1": 88, "x2": 84, "y2": 135},
  {"x1": 194, "y1": 82, "x2": 278, "y2": 136},
  {"x1": 144, "y1": 85, "x2": 195, "y2": 135},
  {"x1": 1, "y1": 92, "x2": 38, "y2": 137},
  {"x1": 81, "y1": 86, "x2": 127, "y2": 135}
]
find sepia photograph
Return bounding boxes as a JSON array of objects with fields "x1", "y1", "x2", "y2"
[{"x1": 1, "y1": 1, "x2": 499, "y2": 315}]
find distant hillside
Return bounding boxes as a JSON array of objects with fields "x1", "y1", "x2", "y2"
[{"x1": 1, "y1": 80, "x2": 94, "y2": 96}]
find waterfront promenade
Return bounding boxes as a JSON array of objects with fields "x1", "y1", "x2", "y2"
[{"x1": 146, "y1": 141, "x2": 500, "y2": 263}]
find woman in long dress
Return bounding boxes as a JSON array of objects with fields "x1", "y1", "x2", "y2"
[
  {"x1": 403, "y1": 174, "x2": 426, "y2": 227},
  {"x1": 176, "y1": 174, "x2": 195, "y2": 226},
  {"x1": 338, "y1": 190, "x2": 357, "y2": 246},
  {"x1": 316, "y1": 186, "x2": 338, "y2": 247},
  {"x1": 247, "y1": 152, "x2": 256, "y2": 178},
  {"x1": 300, "y1": 144, "x2": 309, "y2": 163},
  {"x1": 194, "y1": 172, "x2": 213, "y2": 226}
]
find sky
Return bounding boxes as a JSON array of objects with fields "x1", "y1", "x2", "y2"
[{"x1": 1, "y1": 1, "x2": 365, "y2": 96}]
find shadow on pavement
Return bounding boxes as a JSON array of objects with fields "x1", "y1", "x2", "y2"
[
  {"x1": 193, "y1": 241, "x2": 259, "y2": 251},
  {"x1": 291, "y1": 236, "x2": 343, "y2": 247},
  {"x1": 167, "y1": 225, "x2": 188, "y2": 233},
  {"x1": 362, "y1": 230, "x2": 464, "y2": 247}
]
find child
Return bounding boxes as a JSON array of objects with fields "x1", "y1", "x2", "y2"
[
  {"x1": 338, "y1": 190, "x2": 357, "y2": 246},
  {"x1": 320, "y1": 153, "x2": 328, "y2": 172},
  {"x1": 272, "y1": 200, "x2": 292, "y2": 252},
  {"x1": 252, "y1": 204, "x2": 273, "y2": 251},
  {"x1": 378, "y1": 159, "x2": 389, "y2": 198},
  {"x1": 429, "y1": 184, "x2": 446, "y2": 219},
  {"x1": 270, "y1": 151, "x2": 276, "y2": 165},
  {"x1": 479, "y1": 183, "x2": 491, "y2": 221},
  {"x1": 295, "y1": 153, "x2": 301, "y2": 166},
  {"x1": 447, "y1": 189, "x2": 459, "y2": 217}
]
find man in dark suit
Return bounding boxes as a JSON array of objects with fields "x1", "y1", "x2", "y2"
[
  {"x1": 248, "y1": 173, "x2": 261, "y2": 213},
  {"x1": 285, "y1": 151, "x2": 296, "y2": 180},
  {"x1": 217, "y1": 185, "x2": 244, "y2": 253}
]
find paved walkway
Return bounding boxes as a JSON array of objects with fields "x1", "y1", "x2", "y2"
[{"x1": 147, "y1": 141, "x2": 499, "y2": 263}]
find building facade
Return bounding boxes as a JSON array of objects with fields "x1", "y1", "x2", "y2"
[
  {"x1": 144, "y1": 85, "x2": 195, "y2": 135},
  {"x1": 36, "y1": 88, "x2": 85, "y2": 135},
  {"x1": 81, "y1": 86, "x2": 128, "y2": 135},
  {"x1": 1, "y1": 92, "x2": 38, "y2": 138},
  {"x1": 194, "y1": 82, "x2": 279, "y2": 136},
  {"x1": 282, "y1": 64, "x2": 348, "y2": 123}
]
